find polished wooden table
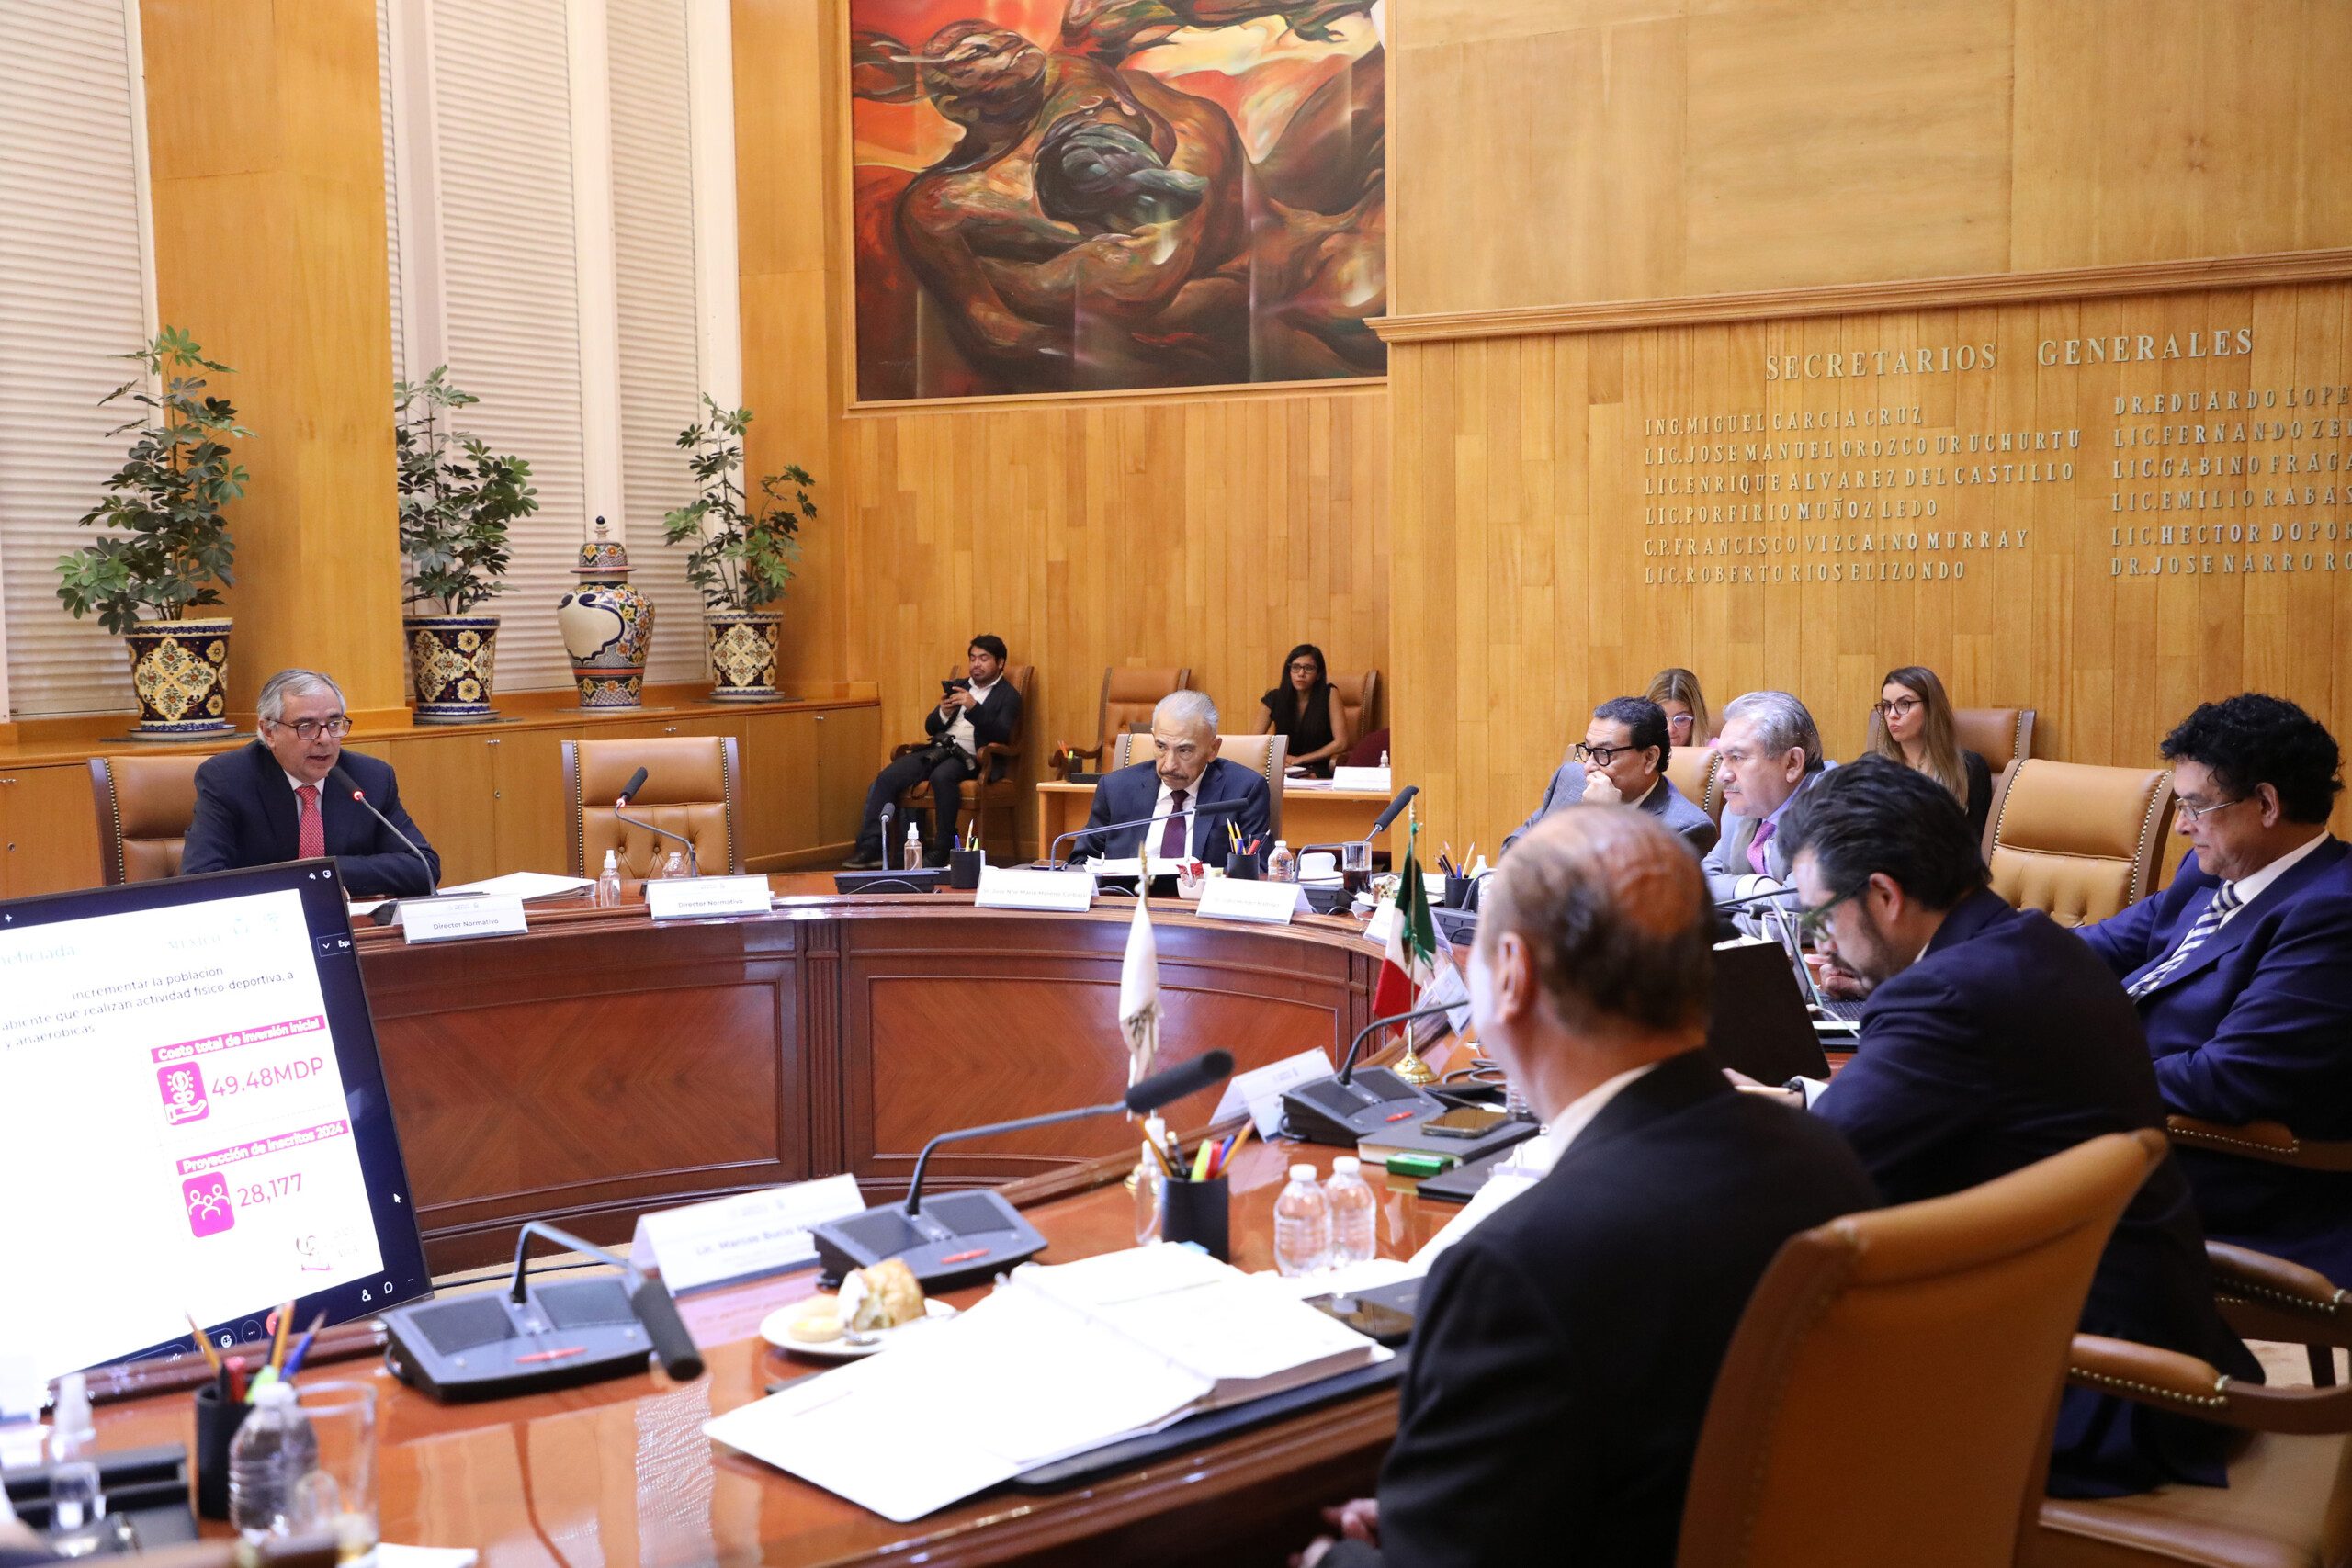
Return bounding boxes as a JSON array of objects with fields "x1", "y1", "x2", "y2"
[
  {"x1": 356, "y1": 879, "x2": 1386, "y2": 1270},
  {"x1": 1033, "y1": 781, "x2": 1397, "y2": 863},
  {"x1": 93, "y1": 1143, "x2": 1453, "y2": 1566}
]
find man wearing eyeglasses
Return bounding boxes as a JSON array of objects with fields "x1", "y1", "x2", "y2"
[
  {"x1": 1766, "y1": 756, "x2": 2257, "y2": 1498},
  {"x1": 181, "y1": 668, "x2": 441, "y2": 897},
  {"x1": 2075, "y1": 693, "x2": 2352, "y2": 1283},
  {"x1": 1504, "y1": 696, "x2": 1717, "y2": 855}
]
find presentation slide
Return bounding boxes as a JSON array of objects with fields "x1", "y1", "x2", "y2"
[{"x1": 0, "y1": 886, "x2": 390, "y2": 1382}]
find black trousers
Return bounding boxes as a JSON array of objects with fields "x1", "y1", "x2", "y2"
[{"x1": 857, "y1": 747, "x2": 976, "y2": 861}]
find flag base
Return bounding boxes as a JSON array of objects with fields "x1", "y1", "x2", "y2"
[{"x1": 1391, "y1": 1045, "x2": 1438, "y2": 1087}]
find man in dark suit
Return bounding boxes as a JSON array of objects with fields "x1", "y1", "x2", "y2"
[
  {"x1": 1504, "y1": 695, "x2": 1719, "y2": 855},
  {"x1": 181, "y1": 669, "x2": 440, "y2": 897},
  {"x1": 1068, "y1": 690, "x2": 1272, "y2": 863},
  {"x1": 1303, "y1": 808, "x2": 1878, "y2": 1568},
  {"x1": 2075, "y1": 694, "x2": 2352, "y2": 1283},
  {"x1": 845, "y1": 635, "x2": 1023, "y2": 868},
  {"x1": 1775, "y1": 757, "x2": 2258, "y2": 1497},
  {"x1": 1700, "y1": 689, "x2": 1830, "y2": 912}
]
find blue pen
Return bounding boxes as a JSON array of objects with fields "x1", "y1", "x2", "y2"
[{"x1": 280, "y1": 1311, "x2": 329, "y2": 1381}]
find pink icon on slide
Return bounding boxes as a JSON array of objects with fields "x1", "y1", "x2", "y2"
[
  {"x1": 159, "y1": 1063, "x2": 209, "y2": 1125},
  {"x1": 184, "y1": 1174, "x2": 235, "y2": 1237}
]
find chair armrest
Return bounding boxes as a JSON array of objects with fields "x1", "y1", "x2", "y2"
[
  {"x1": 2166, "y1": 1114, "x2": 2352, "y2": 1171},
  {"x1": 2067, "y1": 1334, "x2": 2352, "y2": 1434},
  {"x1": 1050, "y1": 743, "x2": 1102, "y2": 780},
  {"x1": 2208, "y1": 1240, "x2": 2350, "y2": 1348}
]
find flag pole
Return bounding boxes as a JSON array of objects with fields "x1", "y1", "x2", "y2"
[{"x1": 1393, "y1": 799, "x2": 1438, "y2": 1085}]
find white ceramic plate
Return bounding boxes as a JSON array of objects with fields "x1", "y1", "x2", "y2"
[{"x1": 759, "y1": 1296, "x2": 957, "y2": 1360}]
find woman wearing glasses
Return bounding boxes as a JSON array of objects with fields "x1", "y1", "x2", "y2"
[
  {"x1": 1644, "y1": 667, "x2": 1713, "y2": 750},
  {"x1": 1261, "y1": 643, "x2": 1351, "y2": 779},
  {"x1": 1864, "y1": 665, "x2": 1992, "y2": 844}
]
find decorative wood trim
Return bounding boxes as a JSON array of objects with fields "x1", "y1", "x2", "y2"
[
  {"x1": 845, "y1": 375, "x2": 1387, "y2": 417},
  {"x1": 1372, "y1": 249, "x2": 2352, "y2": 345}
]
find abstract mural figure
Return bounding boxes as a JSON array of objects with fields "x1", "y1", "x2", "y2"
[{"x1": 849, "y1": 0, "x2": 1385, "y2": 398}]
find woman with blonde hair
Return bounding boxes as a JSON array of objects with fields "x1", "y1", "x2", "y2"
[
  {"x1": 1865, "y1": 665, "x2": 1993, "y2": 842},
  {"x1": 1644, "y1": 667, "x2": 1713, "y2": 750}
]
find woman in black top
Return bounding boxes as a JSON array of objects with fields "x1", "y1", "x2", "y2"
[
  {"x1": 1261, "y1": 644, "x2": 1351, "y2": 778},
  {"x1": 1866, "y1": 664, "x2": 1994, "y2": 845}
]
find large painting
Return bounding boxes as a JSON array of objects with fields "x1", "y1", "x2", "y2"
[{"x1": 848, "y1": 0, "x2": 1386, "y2": 400}]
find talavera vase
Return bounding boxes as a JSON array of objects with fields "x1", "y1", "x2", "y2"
[
  {"x1": 123, "y1": 616, "x2": 235, "y2": 740},
  {"x1": 404, "y1": 613, "x2": 500, "y2": 724},
  {"x1": 702, "y1": 609, "x2": 782, "y2": 701},
  {"x1": 556, "y1": 517, "x2": 654, "y2": 708}
]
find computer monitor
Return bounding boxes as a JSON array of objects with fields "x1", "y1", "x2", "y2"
[{"x1": 0, "y1": 859, "x2": 430, "y2": 1382}]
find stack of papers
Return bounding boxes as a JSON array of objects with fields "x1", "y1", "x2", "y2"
[
  {"x1": 704, "y1": 1245, "x2": 1386, "y2": 1521},
  {"x1": 441, "y1": 871, "x2": 595, "y2": 901}
]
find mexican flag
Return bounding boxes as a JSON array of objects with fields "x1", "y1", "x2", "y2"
[
  {"x1": 1118, "y1": 886, "x2": 1161, "y2": 1087},
  {"x1": 1372, "y1": 819, "x2": 1440, "y2": 1020}
]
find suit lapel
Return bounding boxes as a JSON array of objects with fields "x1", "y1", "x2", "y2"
[
  {"x1": 1190, "y1": 759, "x2": 1229, "y2": 859},
  {"x1": 2136, "y1": 838, "x2": 2346, "y2": 995},
  {"x1": 250, "y1": 743, "x2": 302, "y2": 859}
]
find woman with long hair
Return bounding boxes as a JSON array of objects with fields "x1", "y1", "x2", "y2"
[
  {"x1": 1261, "y1": 644, "x2": 1351, "y2": 777},
  {"x1": 1644, "y1": 667, "x2": 1713, "y2": 750},
  {"x1": 1865, "y1": 665, "x2": 1993, "y2": 842}
]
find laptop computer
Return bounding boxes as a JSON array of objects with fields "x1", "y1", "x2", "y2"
[{"x1": 1704, "y1": 937, "x2": 1831, "y2": 1084}]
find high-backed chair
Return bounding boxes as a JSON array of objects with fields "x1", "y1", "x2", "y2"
[
  {"x1": 1052, "y1": 666, "x2": 1191, "y2": 778},
  {"x1": 1987, "y1": 760, "x2": 2176, "y2": 927},
  {"x1": 1676, "y1": 1130, "x2": 2166, "y2": 1568},
  {"x1": 893, "y1": 662, "x2": 1035, "y2": 860},
  {"x1": 2201, "y1": 1237, "x2": 2352, "y2": 1388},
  {"x1": 1955, "y1": 706, "x2": 2038, "y2": 770},
  {"x1": 89, "y1": 753, "x2": 208, "y2": 884},
  {"x1": 562, "y1": 736, "x2": 742, "y2": 878},
  {"x1": 1109, "y1": 730, "x2": 1288, "y2": 844},
  {"x1": 1666, "y1": 745, "x2": 1724, "y2": 826},
  {"x1": 1331, "y1": 670, "x2": 1381, "y2": 747}
]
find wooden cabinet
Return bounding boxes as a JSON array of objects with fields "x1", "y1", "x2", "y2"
[
  {"x1": 382, "y1": 733, "x2": 497, "y2": 886},
  {"x1": 815, "y1": 705, "x2": 882, "y2": 852},
  {"x1": 489, "y1": 726, "x2": 580, "y2": 874},
  {"x1": 742, "y1": 711, "x2": 820, "y2": 865},
  {"x1": 0, "y1": 764, "x2": 105, "y2": 897}
]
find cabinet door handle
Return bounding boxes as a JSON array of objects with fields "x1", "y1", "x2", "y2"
[
  {"x1": 486, "y1": 738, "x2": 501, "y2": 747},
  {"x1": 816, "y1": 716, "x2": 826, "y2": 724},
  {"x1": 664, "y1": 725, "x2": 680, "y2": 734}
]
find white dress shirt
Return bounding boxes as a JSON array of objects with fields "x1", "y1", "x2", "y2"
[
  {"x1": 941, "y1": 676, "x2": 1000, "y2": 760},
  {"x1": 2221, "y1": 829, "x2": 2330, "y2": 914}
]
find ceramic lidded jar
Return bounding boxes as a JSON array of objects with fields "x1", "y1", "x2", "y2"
[{"x1": 556, "y1": 517, "x2": 655, "y2": 708}]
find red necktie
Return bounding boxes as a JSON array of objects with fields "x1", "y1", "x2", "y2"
[
  {"x1": 297, "y1": 784, "x2": 325, "y2": 860},
  {"x1": 1159, "y1": 789, "x2": 1189, "y2": 860}
]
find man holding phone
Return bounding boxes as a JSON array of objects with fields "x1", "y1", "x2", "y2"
[{"x1": 846, "y1": 635, "x2": 1023, "y2": 868}]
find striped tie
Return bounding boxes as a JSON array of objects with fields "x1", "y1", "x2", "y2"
[{"x1": 2128, "y1": 882, "x2": 2241, "y2": 998}]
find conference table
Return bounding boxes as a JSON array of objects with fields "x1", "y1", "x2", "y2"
[
  {"x1": 90, "y1": 1130, "x2": 1445, "y2": 1565},
  {"x1": 1034, "y1": 780, "x2": 1399, "y2": 863}
]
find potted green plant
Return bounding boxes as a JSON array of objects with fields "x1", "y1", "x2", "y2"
[
  {"x1": 57, "y1": 327, "x2": 248, "y2": 739},
  {"x1": 396, "y1": 367, "x2": 537, "y2": 723},
  {"x1": 662, "y1": 397, "x2": 815, "y2": 701}
]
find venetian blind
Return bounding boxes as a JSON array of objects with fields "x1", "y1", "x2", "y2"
[
  {"x1": 0, "y1": 0, "x2": 153, "y2": 716},
  {"x1": 379, "y1": 0, "x2": 405, "y2": 388}
]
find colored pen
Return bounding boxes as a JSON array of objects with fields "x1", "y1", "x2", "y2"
[
  {"x1": 269, "y1": 1300, "x2": 293, "y2": 1372},
  {"x1": 514, "y1": 1347, "x2": 589, "y2": 1364},
  {"x1": 1191, "y1": 1138, "x2": 1216, "y2": 1183},
  {"x1": 243, "y1": 1364, "x2": 278, "y2": 1404},
  {"x1": 186, "y1": 1313, "x2": 222, "y2": 1375},
  {"x1": 281, "y1": 1311, "x2": 328, "y2": 1381},
  {"x1": 1225, "y1": 1124, "x2": 1254, "y2": 1170}
]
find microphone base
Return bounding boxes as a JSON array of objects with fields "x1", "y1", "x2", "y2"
[
  {"x1": 810, "y1": 1190, "x2": 1048, "y2": 1292},
  {"x1": 1278, "y1": 1067, "x2": 1451, "y2": 1146},
  {"x1": 833, "y1": 868, "x2": 949, "y2": 895},
  {"x1": 380, "y1": 1280, "x2": 657, "y2": 1403}
]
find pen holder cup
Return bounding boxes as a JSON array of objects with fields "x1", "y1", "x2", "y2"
[
  {"x1": 948, "y1": 849, "x2": 985, "y2": 890},
  {"x1": 1443, "y1": 874, "x2": 1474, "y2": 909},
  {"x1": 1224, "y1": 852, "x2": 1261, "y2": 881},
  {"x1": 1159, "y1": 1176, "x2": 1231, "y2": 1261},
  {"x1": 193, "y1": 1382, "x2": 251, "y2": 1520}
]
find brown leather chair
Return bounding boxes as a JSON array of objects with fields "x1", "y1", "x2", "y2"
[
  {"x1": 90, "y1": 753, "x2": 208, "y2": 884},
  {"x1": 1987, "y1": 760, "x2": 2177, "y2": 927},
  {"x1": 1666, "y1": 745, "x2": 1724, "y2": 825},
  {"x1": 2034, "y1": 1314, "x2": 2352, "y2": 1567},
  {"x1": 1053, "y1": 666, "x2": 1191, "y2": 779},
  {"x1": 1109, "y1": 730, "x2": 1289, "y2": 843},
  {"x1": 1956, "y1": 705, "x2": 2039, "y2": 770},
  {"x1": 2201, "y1": 1237, "x2": 2352, "y2": 1388},
  {"x1": 1677, "y1": 1129, "x2": 2166, "y2": 1568},
  {"x1": 562, "y1": 736, "x2": 742, "y2": 878},
  {"x1": 893, "y1": 662, "x2": 1035, "y2": 860},
  {"x1": 1331, "y1": 670, "x2": 1381, "y2": 748}
]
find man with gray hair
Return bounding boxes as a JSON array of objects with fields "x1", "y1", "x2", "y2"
[
  {"x1": 181, "y1": 669, "x2": 441, "y2": 897},
  {"x1": 1701, "y1": 689, "x2": 1828, "y2": 905},
  {"x1": 1070, "y1": 689, "x2": 1272, "y2": 863}
]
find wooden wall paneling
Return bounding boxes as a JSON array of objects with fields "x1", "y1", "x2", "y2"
[{"x1": 383, "y1": 733, "x2": 497, "y2": 885}]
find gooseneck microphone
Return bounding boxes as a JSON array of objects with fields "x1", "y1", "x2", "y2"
[
  {"x1": 1046, "y1": 796, "x2": 1246, "y2": 868},
  {"x1": 328, "y1": 766, "x2": 438, "y2": 919},
  {"x1": 878, "y1": 803, "x2": 896, "y2": 870},
  {"x1": 1366, "y1": 784, "x2": 1419, "y2": 838},
  {"x1": 507, "y1": 1220, "x2": 703, "y2": 1382},
  {"x1": 1336, "y1": 1000, "x2": 1459, "y2": 1086},
  {"x1": 811, "y1": 1051, "x2": 1238, "y2": 1288},
  {"x1": 609, "y1": 767, "x2": 701, "y2": 877}
]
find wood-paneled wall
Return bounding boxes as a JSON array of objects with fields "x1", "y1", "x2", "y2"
[{"x1": 1393, "y1": 0, "x2": 2352, "y2": 317}]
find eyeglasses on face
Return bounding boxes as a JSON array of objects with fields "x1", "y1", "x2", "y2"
[
  {"x1": 1664, "y1": 712, "x2": 1695, "y2": 731},
  {"x1": 2176, "y1": 794, "x2": 2250, "y2": 824},
  {"x1": 1795, "y1": 883, "x2": 1868, "y2": 945},
  {"x1": 267, "y1": 716, "x2": 353, "y2": 741},
  {"x1": 1572, "y1": 741, "x2": 1648, "y2": 767},
  {"x1": 1873, "y1": 696, "x2": 1924, "y2": 719}
]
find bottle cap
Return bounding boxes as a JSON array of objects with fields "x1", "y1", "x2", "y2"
[
  {"x1": 1290, "y1": 1163, "x2": 1317, "y2": 1181},
  {"x1": 52, "y1": 1373, "x2": 93, "y2": 1444},
  {"x1": 1332, "y1": 1156, "x2": 1360, "y2": 1174},
  {"x1": 1145, "y1": 1115, "x2": 1168, "y2": 1138}
]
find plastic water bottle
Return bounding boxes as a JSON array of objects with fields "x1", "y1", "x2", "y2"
[
  {"x1": 1324, "y1": 1156, "x2": 1376, "y2": 1267},
  {"x1": 1273, "y1": 1162, "x2": 1332, "y2": 1277},
  {"x1": 1267, "y1": 840, "x2": 1296, "y2": 883},
  {"x1": 47, "y1": 1373, "x2": 101, "y2": 1530},
  {"x1": 661, "y1": 847, "x2": 691, "y2": 879},
  {"x1": 1378, "y1": 750, "x2": 1390, "y2": 771},
  {"x1": 594, "y1": 848, "x2": 623, "y2": 907},
  {"x1": 1133, "y1": 1115, "x2": 1170, "y2": 1245},
  {"x1": 228, "y1": 1381, "x2": 317, "y2": 1543},
  {"x1": 904, "y1": 822, "x2": 922, "y2": 870}
]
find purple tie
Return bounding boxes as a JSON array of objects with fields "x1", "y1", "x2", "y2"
[
  {"x1": 1159, "y1": 790, "x2": 1190, "y2": 860},
  {"x1": 1747, "y1": 816, "x2": 1777, "y2": 875}
]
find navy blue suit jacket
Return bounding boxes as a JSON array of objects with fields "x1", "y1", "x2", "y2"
[
  {"x1": 1324, "y1": 1052, "x2": 1878, "y2": 1568},
  {"x1": 2077, "y1": 837, "x2": 2352, "y2": 1281},
  {"x1": 181, "y1": 741, "x2": 440, "y2": 898},
  {"x1": 1817, "y1": 888, "x2": 2257, "y2": 1496},
  {"x1": 1069, "y1": 756, "x2": 1272, "y2": 862}
]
